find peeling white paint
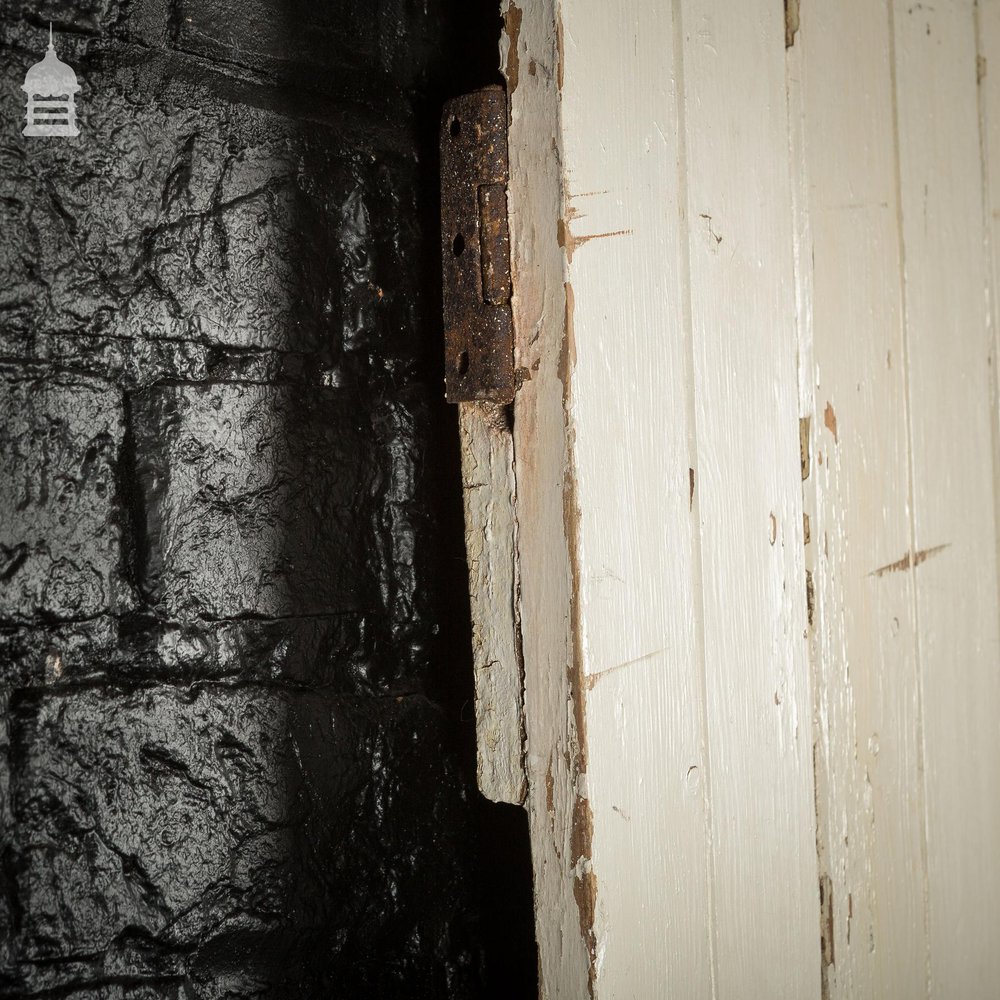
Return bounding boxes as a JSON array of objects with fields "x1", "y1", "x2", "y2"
[
  {"x1": 496, "y1": 0, "x2": 1000, "y2": 996},
  {"x1": 458, "y1": 401, "x2": 525, "y2": 805}
]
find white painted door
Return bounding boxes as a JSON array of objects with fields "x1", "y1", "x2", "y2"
[{"x1": 461, "y1": 1, "x2": 1000, "y2": 996}]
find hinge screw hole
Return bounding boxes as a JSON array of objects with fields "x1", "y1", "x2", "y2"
[
  {"x1": 456, "y1": 350, "x2": 470, "y2": 375},
  {"x1": 452, "y1": 233, "x2": 465, "y2": 257},
  {"x1": 450, "y1": 117, "x2": 461, "y2": 137}
]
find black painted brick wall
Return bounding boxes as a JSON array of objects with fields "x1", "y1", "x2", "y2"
[{"x1": 0, "y1": 1, "x2": 497, "y2": 995}]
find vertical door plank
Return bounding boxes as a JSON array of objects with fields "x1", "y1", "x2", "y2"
[
  {"x1": 893, "y1": 2, "x2": 1000, "y2": 995},
  {"x1": 980, "y1": 0, "x2": 1000, "y2": 642},
  {"x1": 502, "y1": 1, "x2": 594, "y2": 995},
  {"x1": 678, "y1": 1, "x2": 821, "y2": 996},
  {"x1": 788, "y1": 4, "x2": 928, "y2": 997},
  {"x1": 557, "y1": 1, "x2": 713, "y2": 995}
]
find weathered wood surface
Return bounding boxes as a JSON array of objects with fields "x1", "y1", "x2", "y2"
[
  {"x1": 559, "y1": 2, "x2": 714, "y2": 994},
  {"x1": 490, "y1": 0, "x2": 1000, "y2": 996},
  {"x1": 458, "y1": 402, "x2": 525, "y2": 805},
  {"x1": 796, "y1": 3, "x2": 1000, "y2": 996},
  {"x1": 788, "y1": 3, "x2": 927, "y2": 996},
  {"x1": 894, "y1": 3, "x2": 1000, "y2": 995},
  {"x1": 503, "y1": 1, "x2": 595, "y2": 996},
  {"x1": 678, "y1": 1, "x2": 821, "y2": 994}
]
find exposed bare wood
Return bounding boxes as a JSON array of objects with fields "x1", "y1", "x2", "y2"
[
  {"x1": 499, "y1": 2, "x2": 1000, "y2": 996},
  {"x1": 788, "y1": 4, "x2": 928, "y2": 994},
  {"x1": 458, "y1": 401, "x2": 525, "y2": 805},
  {"x1": 502, "y1": 2, "x2": 593, "y2": 995}
]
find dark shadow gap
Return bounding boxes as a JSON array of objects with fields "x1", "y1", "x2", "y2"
[{"x1": 415, "y1": 4, "x2": 539, "y2": 998}]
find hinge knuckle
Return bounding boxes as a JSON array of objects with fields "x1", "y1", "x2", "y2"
[{"x1": 440, "y1": 86, "x2": 515, "y2": 404}]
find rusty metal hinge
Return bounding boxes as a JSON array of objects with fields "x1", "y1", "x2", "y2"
[{"x1": 440, "y1": 86, "x2": 515, "y2": 404}]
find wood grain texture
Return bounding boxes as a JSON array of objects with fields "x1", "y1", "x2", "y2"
[
  {"x1": 557, "y1": 1, "x2": 714, "y2": 994},
  {"x1": 677, "y1": 2, "x2": 820, "y2": 995},
  {"x1": 502, "y1": 0, "x2": 1000, "y2": 995},
  {"x1": 893, "y1": 2, "x2": 1000, "y2": 995},
  {"x1": 982, "y1": 0, "x2": 1000, "y2": 664},
  {"x1": 502, "y1": 2, "x2": 594, "y2": 995},
  {"x1": 553, "y1": 0, "x2": 820, "y2": 995},
  {"x1": 788, "y1": 4, "x2": 928, "y2": 996},
  {"x1": 458, "y1": 402, "x2": 525, "y2": 805}
]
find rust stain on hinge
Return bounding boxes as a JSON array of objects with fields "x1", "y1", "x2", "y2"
[{"x1": 440, "y1": 86, "x2": 515, "y2": 403}]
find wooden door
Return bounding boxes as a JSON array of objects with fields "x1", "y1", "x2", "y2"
[{"x1": 460, "y1": 1, "x2": 1000, "y2": 996}]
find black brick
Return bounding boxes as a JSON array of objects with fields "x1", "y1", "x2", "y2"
[
  {"x1": 133, "y1": 383, "x2": 375, "y2": 621},
  {"x1": 0, "y1": 372, "x2": 132, "y2": 624}
]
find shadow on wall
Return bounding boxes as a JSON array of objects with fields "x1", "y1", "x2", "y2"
[{"x1": 0, "y1": 0, "x2": 536, "y2": 997}]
